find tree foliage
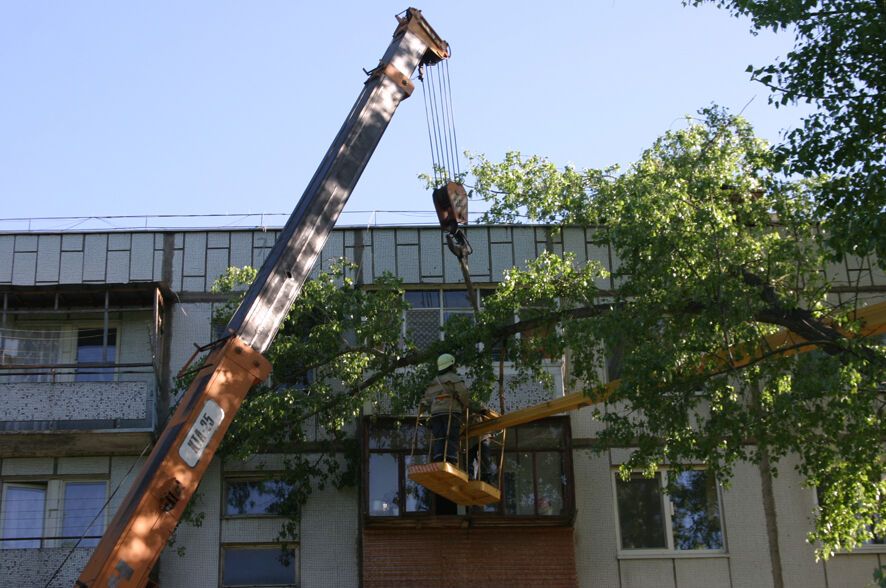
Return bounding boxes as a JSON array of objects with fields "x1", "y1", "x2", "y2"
[
  {"x1": 168, "y1": 0, "x2": 886, "y2": 566},
  {"x1": 469, "y1": 108, "x2": 885, "y2": 557},
  {"x1": 687, "y1": 0, "x2": 886, "y2": 263},
  {"x1": 202, "y1": 109, "x2": 883, "y2": 557}
]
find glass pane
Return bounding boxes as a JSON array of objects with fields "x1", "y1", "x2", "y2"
[
  {"x1": 62, "y1": 482, "x2": 106, "y2": 547},
  {"x1": 616, "y1": 472, "x2": 667, "y2": 549},
  {"x1": 503, "y1": 452, "x2": 535, "y2": 515},
  {"x1": 443, "y1": 311, "x2": 474, "y2": 326},
  {"x1": 1, "y1": 484, "x2": 46, "y2": 549},
  {"x1": 606, "y1": 343, "x2": 623, "y2": 382},
  {"x1": 75, "y1": 328, "x2": 117, "y2": 382},
  {"x1": 443, "y1": 290, "x2": 472, "y2": 308},
  {"x1": 404, "y1": 455, "x2": 431, "y2": 513},
  {"x1": 222, "y1": 547, "x2": 296, "y2": 586},
  {"x1": 516, "y1": 422, "x2": 564, "y2": 450},
  {"x1": 368, "y1": 422, "x2": 420, "y2": 450},
  {"x1": 225, "y1": 480, "x2": 292, "y2": 516},
  {"x1": 368, "y1": 426, "x2": 393, "y2": 450},
  {"x1": 405, "y1": 291, "x2": 439, "y2": 309},
  {"x1": 0, "y1": 328, "x2": 60, "y2": 383},
  {"x1": 535, "y1": 452, "x2": 564, "y2": 516},
  {"x1": 670, "y1": 470, "x2": 723, "y2": 550},
  {"x1": 368, "y1": 454, "x2": 399, "y2": 516},
  {"x1": 405, "y1": 309, "x2": 441, "y2": 350}
]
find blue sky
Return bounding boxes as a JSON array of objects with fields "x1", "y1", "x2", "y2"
[{"x1": 0, "y1": 1, "x2": 809, "y2": 229}]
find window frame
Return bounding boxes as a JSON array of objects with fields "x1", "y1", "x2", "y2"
[
  {"x1": 59, "y1": 479, "x2": 108, "y2": 547},
  {"x1": 402, "y1": 288, "x2": 482, "y2": 350},
  {"x1": 220, "y1": 543, "x2": 299, "y2": 588},
  {"x1": 0, "y1": 320, "x2": 120, "y2": 383},
  {"x1": 363, "y1": 417, "x2": 439, "y2": 519},
  {"x1": 362, "y1": 416, "x2": 575, "y2": 527},
  {"x1": 612, "y1": 467, "x2": 727, "y2": 558},
  {"x1": 221, "y1": 476, "x2": 294, "y2": 520},
  {"x1": 474, "y1": 418, "x2": 575, "y2": 520},
  {"x1": 73, "y1": 325, "x2": 119, "y2": 383},
  {"x1": 402, "y1": 287, "x2": 562, "y2": 363},
  {"x1": 0, "y1": 478, "x2": 108, "y2": 549},
  {"x1": 0, "y1": 482, "x2": 48, "y2": 549}
]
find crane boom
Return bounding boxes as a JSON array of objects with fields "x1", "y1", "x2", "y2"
[{"x1": 75, "y1": 9, "x2": 449, "y2": 587}]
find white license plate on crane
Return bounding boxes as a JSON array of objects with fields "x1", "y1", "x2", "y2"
[{"x1": 179, "y1": 399, "x2": 225, "y2": 467}]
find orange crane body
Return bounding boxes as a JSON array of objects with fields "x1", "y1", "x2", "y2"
[{"x1": 76, "y1": 339, "x2": 269, "y2": 587}]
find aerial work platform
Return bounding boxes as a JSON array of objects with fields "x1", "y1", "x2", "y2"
[{"x1": 408, "y1": 461, "x2": 501, "y2": 506}]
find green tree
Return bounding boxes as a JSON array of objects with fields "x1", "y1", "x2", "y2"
[
  {"x1": 467, "y1": 108, "x2": 885, "y2": 558},
  {"x1": 205, "y1": 110, "x2": 883, "y2": 558},
  {"x1": 687, "y1": 0, "x2": 886, "y2": 263}
]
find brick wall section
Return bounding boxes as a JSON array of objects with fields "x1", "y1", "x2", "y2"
[{"x1": 363, "y1": 527, "x2": 577, "y2": 588}]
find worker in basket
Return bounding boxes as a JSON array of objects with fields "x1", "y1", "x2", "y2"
[{"x1": 422, "y1": 353, "x2": 471, "y2": 464}]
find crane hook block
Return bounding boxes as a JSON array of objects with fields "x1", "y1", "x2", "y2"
[{"x1": 432, "y1": 181, "x2": 468, "y2": 234}]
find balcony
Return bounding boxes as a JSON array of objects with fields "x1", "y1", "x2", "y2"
[{"x1": 0, "y1": 283, "x2": 167, "y2": 456}]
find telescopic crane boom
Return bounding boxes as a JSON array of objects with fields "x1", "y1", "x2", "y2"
[{"x1": 75, "y1": 9, "x2": 449, "y2": 587}]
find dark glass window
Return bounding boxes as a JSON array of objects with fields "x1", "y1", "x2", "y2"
[
  {"x1": 366, "y1": 420, "x2": 436, "y2": 517},
  {"x1": 616, "y1": 472, "x2": 667, "y2": 549},
  {"x1": 497, "y1": 421, "x2": 568, "y2": 517},
  {"x1": 61, "y1": 481, "x2": 106, "y2": 547},
  {"x1": 0, "y1": 483, "x2": 46, "y2": 549},
  {"x1": 670, "y1": 470, "x2": 724, "y2": 550},
  {"x1": 221, "y1": 546, "x2": 297, "y2": 587},
  {"x1": 364, "y1": 417, "x2": 573, "y2": 522},
  {"x1": 368, "y1": 453, "x2": 401, "y2": 516},
  {"x1": 75, "y1": 327, "x2": 117, "y2": 382},
  {"x1": 615, "y1": 469, "x2": 724, "y2": 552},
  {"x1": 224, "y1": 479, "x2": 293, "y2": 517}
]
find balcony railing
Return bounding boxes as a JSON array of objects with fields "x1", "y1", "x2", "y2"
[{"x1": 0, "y1": 363, "x2": 156, "y2": 433}]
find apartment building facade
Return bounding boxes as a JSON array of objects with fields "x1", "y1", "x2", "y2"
[{"x1": 0, "y1": 225, "x2": 883, "y2": 587}]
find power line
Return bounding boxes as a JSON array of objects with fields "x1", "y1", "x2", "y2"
[{"x1": 42, "y1": 443, "x2": 152, "y2": 587}]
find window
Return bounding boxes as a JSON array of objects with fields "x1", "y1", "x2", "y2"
[
  {"x1": 614, "y1": 469, "x2": 724, "y2": 553},
  {"x1": 75, "y1": 327, "x2": 117, "y2": 382},
  {"x1": 60, "y1": 481, "x2": 106, "y2": 547},
  {"x1": 1, "y1": 483, "x2": 46, "y2": 549},
  {"x1": 0, "y1": 328, "x2": 61, "y2": 383},
  {"x1": 224, "y1": 479, "x2": 293, "y2": 517},
  {"x1": 0, "y1": 324, "x2": 118, "y2": 383},
  {"x1": 498, "y1": 421, "x2": 570, "y2": 517},
  {"x1": 364, "y1": 417, "x2": 574, "y2": 522},
  {"x1": 0, "y1": 480, "x2": 106, "y2": 549},
  {"x1": 221, "y1": 545, "x2": 297, "y2": 587},
  {"x1": 403, "y1": 289, "x2": 477, "y2": 350},
  {"x1": 365, "y1": 420, "x2": 435, "y2": 517},
  {"x1": 403, "y1": 288, "x2": 525, "y2": 360}
]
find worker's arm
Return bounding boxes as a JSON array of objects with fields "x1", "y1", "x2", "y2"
[{"x1": 447, "y1": 375, "x2": 472, "y2": 409}]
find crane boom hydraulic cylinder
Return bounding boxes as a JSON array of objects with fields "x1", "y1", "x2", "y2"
[{"x1": 75, "y1": 8, "x2": 449, "y2": 587}]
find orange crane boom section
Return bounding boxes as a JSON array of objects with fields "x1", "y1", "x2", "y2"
[{"x1": 468, "y1": 299, "x2": 886, "y2": 438}]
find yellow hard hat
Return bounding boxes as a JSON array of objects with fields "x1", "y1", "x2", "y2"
[{"x1": 437, "y1": 353, "x2": 456, "y2": 372}]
